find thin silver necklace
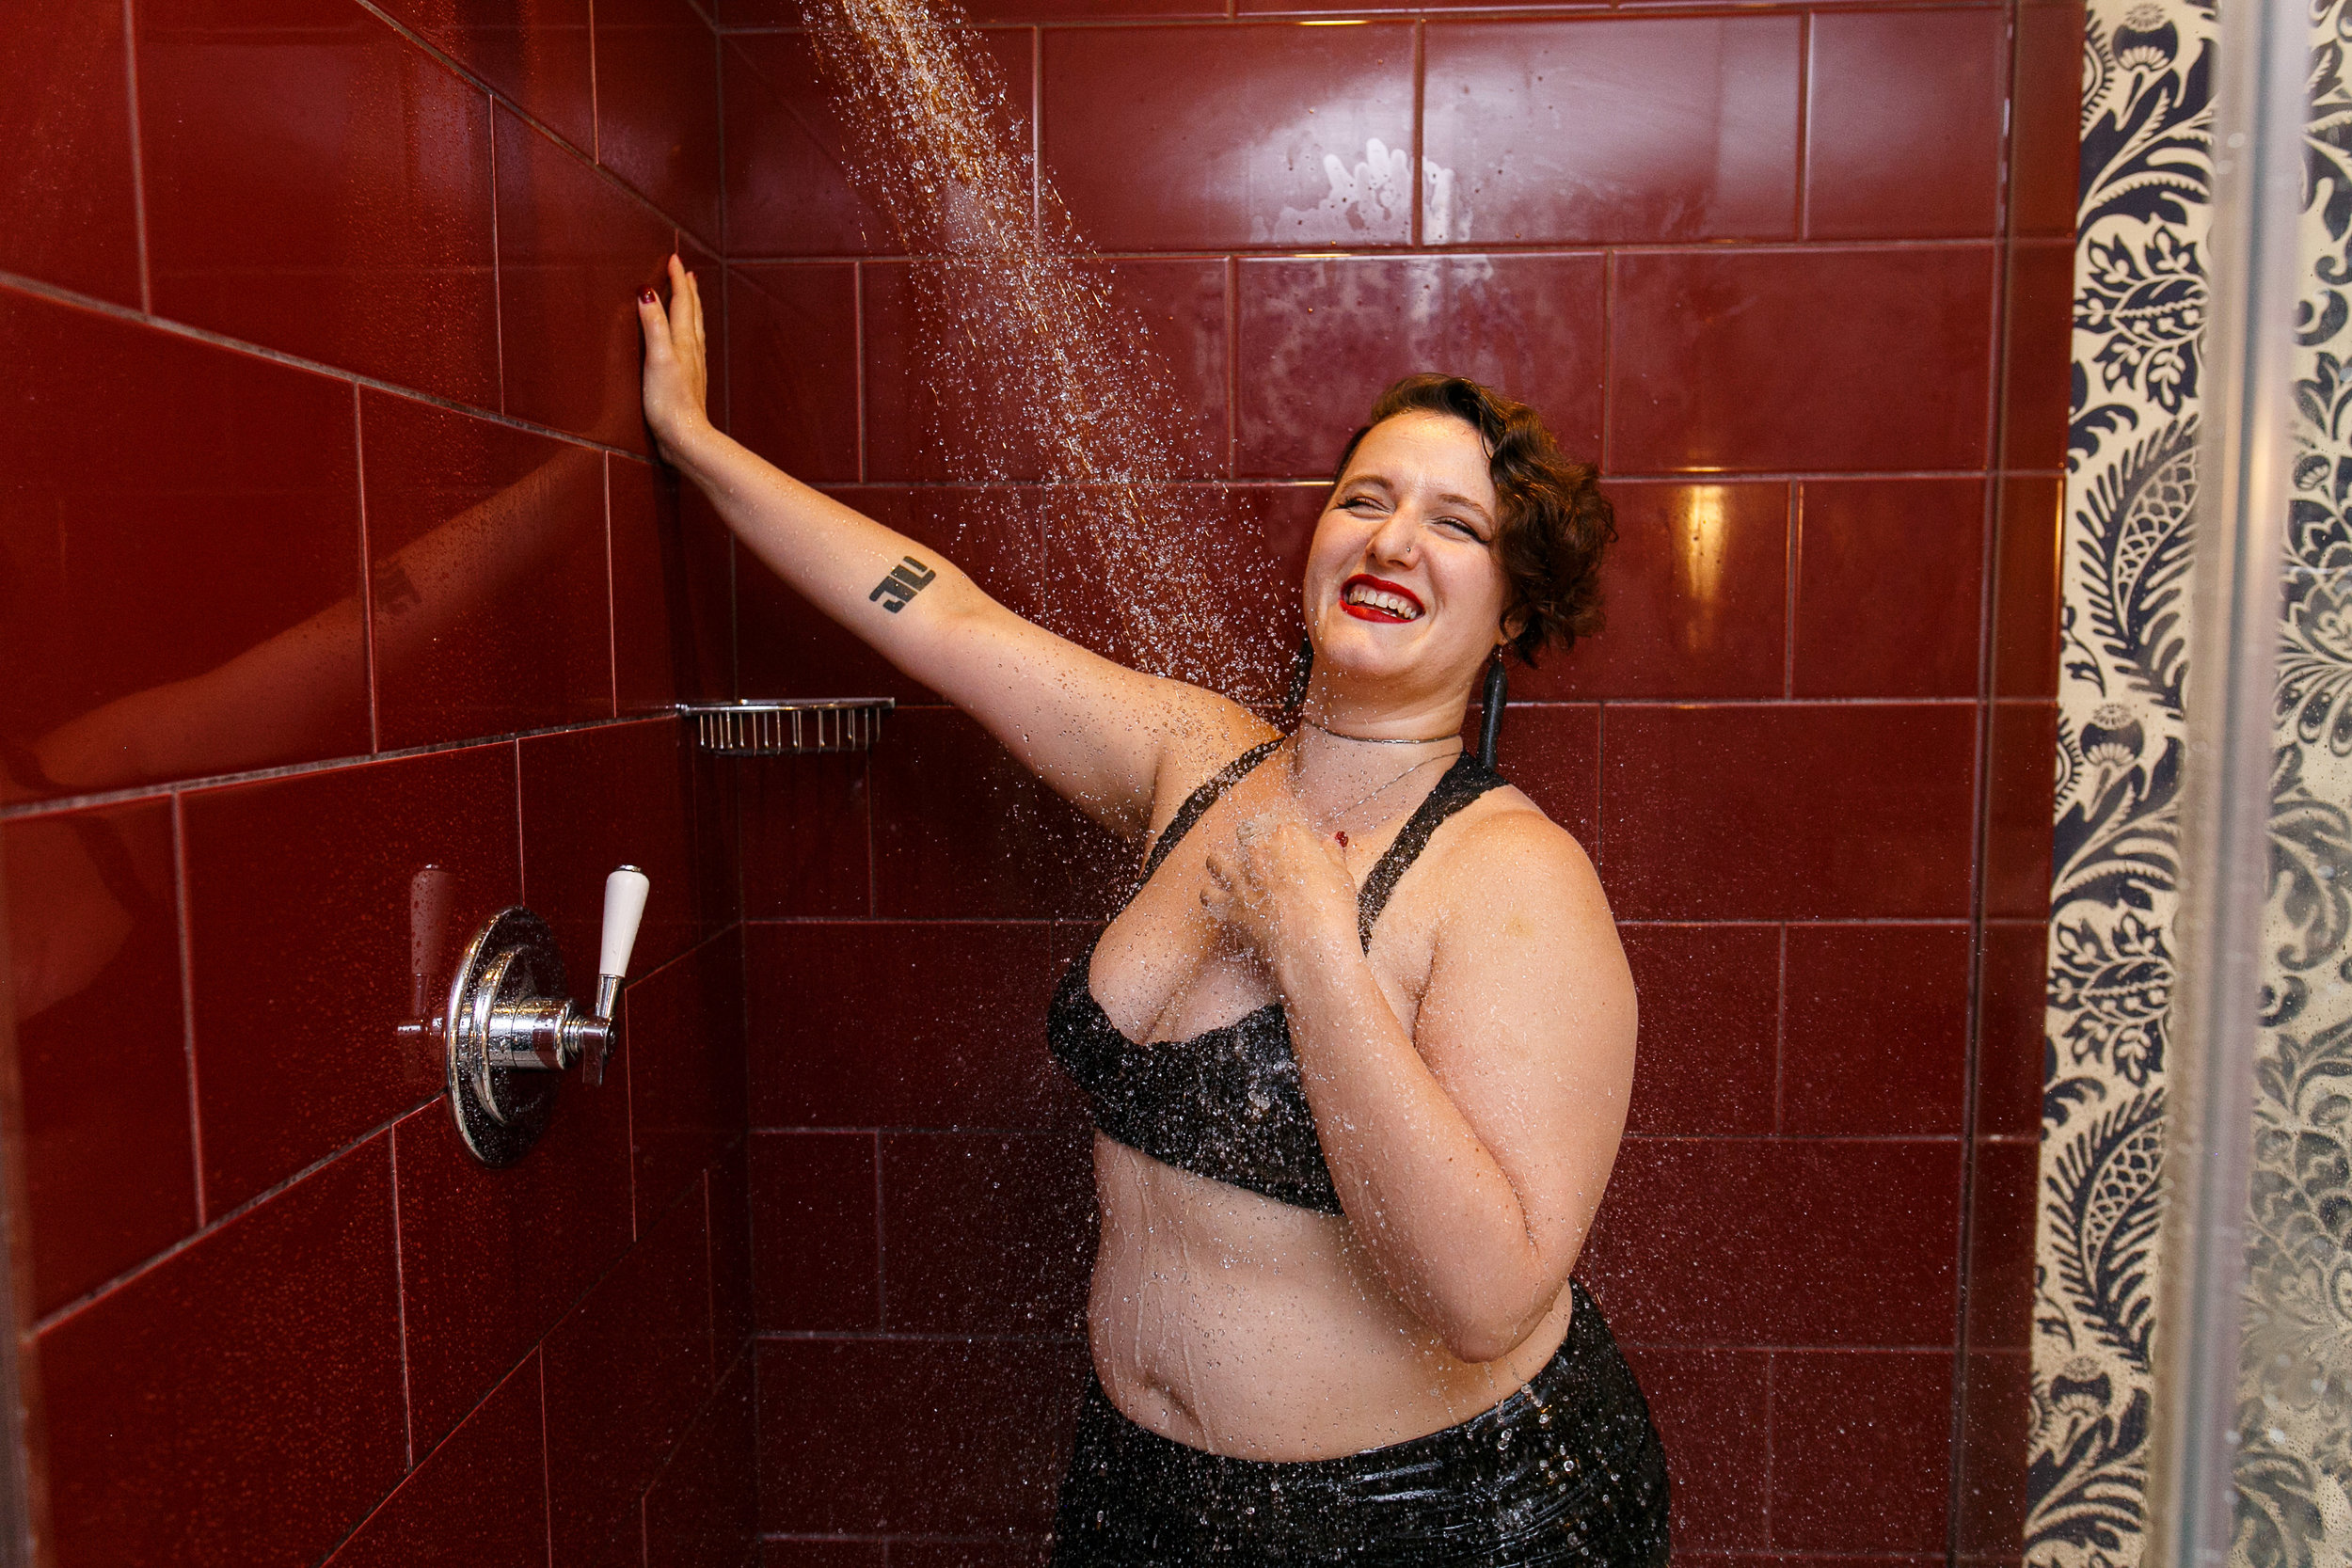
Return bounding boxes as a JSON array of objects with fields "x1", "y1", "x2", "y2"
[
  {"x1": 1302, "y1": 713, "x2": 1461, "y2": 746},
  {"x1": 1291, "y1": 739, "x2": 1459, "y2": 847}
]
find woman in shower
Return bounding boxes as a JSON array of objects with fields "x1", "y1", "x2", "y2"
[{"x1": 639, "y1": 258, "x2": 1668, "y2": 1565}]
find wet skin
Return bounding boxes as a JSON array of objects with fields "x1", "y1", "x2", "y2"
[{"x1": 638, "y1": 258, "x2": 1637, "y2": 1462}]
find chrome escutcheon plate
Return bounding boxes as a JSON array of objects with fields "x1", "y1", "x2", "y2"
[{"x1": 444, "y1": 907, "x2": 566, "y2": 1167}]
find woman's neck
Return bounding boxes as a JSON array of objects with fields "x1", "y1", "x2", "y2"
[{"x1": 1288, "y1": 698, "x2": 1465, "y2": 821}]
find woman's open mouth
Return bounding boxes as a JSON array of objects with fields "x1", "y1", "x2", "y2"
[{"x1": 1340, "y1": 575, "x2": 1424, "y2": 624}]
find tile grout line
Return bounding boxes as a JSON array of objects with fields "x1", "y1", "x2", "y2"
[
  {"x1": 357, "y1": 385, "x2": 382, "y2": 754},
  {"x1": 587, "y1": 0, "x2": 601, "y2": 164},
  {"x1": 120, "y1": 0, "x2": 152, "y2": 316},
  {"x1": 388, "y1": 1126, "x2": 416, "y2": 1470},
  {"x1": 1783, "y1": 483, "x2": 1800, "y2": 697},
  {"x1": 1409, "y1": 20, "x2": 1426, "y2": 249},
  {"x1": 604, "y1": 454, "x2": 621, "y2": 718},
  {"x1": 540, "y1": 1352, "x2": 557, "y2": 1568},
  {"x1": 1794, "y1": 9, "x2": 1812, "y2": 240},
  {"x1": 170, "y1": 795, "x2": 206, "y2": 1227},
  {"x1": 872, "y1": 1130, "x2": 888, "y2": 1332}
]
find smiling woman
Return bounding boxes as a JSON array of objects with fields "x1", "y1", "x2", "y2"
[{"x1": 639, "y1": 262, "x2": 1666, "y2": 1564}]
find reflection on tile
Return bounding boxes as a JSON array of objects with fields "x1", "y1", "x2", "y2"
[
  {"x1": 39, "y1": 1139, "x2": 405, "y2": 1566},
  {"x1": 1, "y1": 0, "x2": 142, "y2": 305},
  {"x1": 1611, "y1": 247, "x2": 1995, "y2": 474},
  {"x1": 728, "y1": 263, "x2": 861, "y2": 482},
  {"x1": 363, "y1": 390, "x2": 612, "y2": 749},
  {"x1": 722, "y1": 34, "x2": 879, "y2": 257},
  {"x1": 373, "y1": 0, "x2": 595, "y2": 151},
  {"x1": 139, "y1": 0, "x2": 501, "y2": 403},
  {"x1": 495, "y1": 105, "x2": 673, "y2": 452},
  {"x1": 1804, "y1": 9, "x2": 2003, "y2": 239},
  {"x1": 1423, "y1": 18, "x2": 1800, "y2": 245},
  {"x1": 1041, "y1": 24, "x2": 1415, "y2": 250},
  {"x1": 5, "y1": 800, "x2": 197, "y2": 1318},
  {"x1": 1530, "y1": 481, "x2": 1788, "y2": 701},
  {"x1": 2002, "y1": 237, "x2": 2077, "y2": 472},
  {"x1": 2010, "y1": 2, "x2": 2087, "y2": 238},
  {"x1": 1994, "y1": 476, "x2": 2064, "y2": 698},
  {"x1": 0, "y1": 293, "x2": 365, "y2": 805},
  {"x1": 1235, "y1": 255, "x2": 1604, "y2": 479}
]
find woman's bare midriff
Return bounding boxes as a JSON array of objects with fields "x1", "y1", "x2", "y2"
[{"x1": 1086, "y1": 1136, "x2": 1576, "y2": 1463}]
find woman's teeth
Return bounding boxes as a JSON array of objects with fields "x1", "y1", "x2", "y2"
[{"x1": 1343, "y1": 586, "x2": 1422, "y2": 620}]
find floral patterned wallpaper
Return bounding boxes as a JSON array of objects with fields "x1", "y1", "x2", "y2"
[{"x1": 2031, "y1": 4, "x2": 2352, "y2": 1565}]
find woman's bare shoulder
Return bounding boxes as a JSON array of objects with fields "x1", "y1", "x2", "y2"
[{"x1": 1432, "y1": 790, "x2": 1613, "y2": 937}]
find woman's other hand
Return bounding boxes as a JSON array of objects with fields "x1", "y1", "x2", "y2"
[
  {"x1": 1201, "y1": 813, "x2": 1357, "y2": 971},
  {"x1": 638, "y1": 253, "x2": 710, "y2": 460}
]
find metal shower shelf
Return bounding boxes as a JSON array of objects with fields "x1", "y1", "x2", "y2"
[{"x1": 677, "y1": 700, "x2": 895, "y2": 755}]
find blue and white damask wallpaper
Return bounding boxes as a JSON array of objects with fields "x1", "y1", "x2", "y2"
[{"x1": 2031, "y1": 4, "x2": 2352, "y2": 1565}]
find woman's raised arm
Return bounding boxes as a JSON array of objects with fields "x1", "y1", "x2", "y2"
[{"x1": 639, "y1": 257, "x2": 1250, "y2": 836}]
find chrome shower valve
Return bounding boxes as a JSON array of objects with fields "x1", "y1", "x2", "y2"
[{"x1": 414, "y1": 865, "x2": 651, "y2": 1166}]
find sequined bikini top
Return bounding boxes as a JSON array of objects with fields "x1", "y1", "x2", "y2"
[{"x1": 1046, "y1": 738, "x2": 1509, "y2": 1215}]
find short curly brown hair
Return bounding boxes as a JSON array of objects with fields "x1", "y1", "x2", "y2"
[{"x1": 1332, "y1": 373, "x2": 1613, "y2": 663}]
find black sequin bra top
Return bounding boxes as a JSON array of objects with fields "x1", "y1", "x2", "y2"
[{"x1": 1046, "y1": 738, "x2": 1509, "y2": 1215}]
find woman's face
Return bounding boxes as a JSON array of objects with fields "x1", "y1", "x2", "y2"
[{"x1": 1302, "y1": 410, "x2": 1511, "y2": 704}]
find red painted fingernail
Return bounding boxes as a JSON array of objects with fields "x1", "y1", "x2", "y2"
[{"x1": 639, "y1": 287, "x2": 659, "y2": 305}]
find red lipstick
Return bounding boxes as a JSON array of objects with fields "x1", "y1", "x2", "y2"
[{"x1": 1339, "y1": 574, "x2": 1424, "y2": 624}]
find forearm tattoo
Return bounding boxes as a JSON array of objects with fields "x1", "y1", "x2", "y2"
[{"x1": 868, "y1": 555, "x2": 936, "y2": 614}]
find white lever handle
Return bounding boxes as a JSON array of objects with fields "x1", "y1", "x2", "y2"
[{"x1": 599, "y1": 865, "x2": 649, "y2": 983}]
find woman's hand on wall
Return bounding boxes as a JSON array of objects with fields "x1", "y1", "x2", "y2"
[{"x1": 637, "y1": 254, "x2": 711, "y2": 460}]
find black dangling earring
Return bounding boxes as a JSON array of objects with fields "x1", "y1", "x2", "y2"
[
  {"x1": 1283, "y1": 631, "x2": 1315, "y2": 716},
  {"x1": 1478, "y1": 647, "x2": 1508, "y2": 771}
]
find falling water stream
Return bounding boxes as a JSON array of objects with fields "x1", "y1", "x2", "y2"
[{"x1": 796, "y1": 0, "x2": 1289, "y2": 701}]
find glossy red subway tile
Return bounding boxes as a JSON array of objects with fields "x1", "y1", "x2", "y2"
[
  {"x1": 183, "y1": 743, "x2": 520, "y2": 1212},
  {"x1": 739, "y1": 752, "x2": 872, "y2": 918},
  {"x1": 1234, "y1": 255, "x2": 1605, "y2": 480},
  {"x1": 1041, "y1": 24, "x2": 1415, "y2": 250},
  {"x1": 391, "y1": 1058, "x2": 631, "y2": 1453},
  {"x1": 626, "y1": 936, "x2": 748, "y2": 1233},
  {"x1": 727, "y1": 263, "x2": 861, "y2": 483},
  {"x1": 321, "y1": 1353, "x2": 549, "y2": 1568},
  {"x1": 495, "y1": 106, "x2": 673, "y2": 452},
  {"x1": 1966, "y1": 1138, "x2": 2040, "y2": 1353},
  {"x1": 1, "y1": 0, "x2": 142, "y2": 305},
  {"x1": 1769, "y1": 1351, "x2": 1954, "y2": 1552},
  {"x1": 1792, "y1": 479, "x2": 1986, "y2": 700},
  {"x1": 882, "y1": 1132, "x2": 1095, "y2": 1334},
  {"x1": 363, "y1": 389, "x2": 612, "y2": 748},
  {"x1": 1530, "y1": 481, "x2": 1787, "y2": 702},
  {"x1": 2011, "y1": 1, "x2": 2087, "y2": 239},
  {"x1": 1422, "y1": 18, "x2": 1799, "y2": 246},
  {"x1": 644, "y1": 1352, "x2": 758, "y2": 1568},
  {"x1": 1978, "y1": 920, "x2": 2049, "y2": 1139},
  {"x1": 520, "y1": 718, "x2": 699, "y2": 980},
  {"x1": 39, "y1": 1138, "x2": 405, "y2": 1568},
  {"x1": 373, "y1": 0, "x2": 595, "y2": 151},
  {"x1": 1783, "y1": 924, "x2": 1969, "y2": 1135},
  {"x1": 1804, "y1": 9, "x2": 2003, "y2": 240},
  {"x1": 758, "y1": 1338, "x2": 1091, "y2": 1534},
  {"x1": 0, "y1": 293, "x2": 366, "y2": 805},
  {"x1": 596, "y1": 0, "x2": 722, "y2": 244},
  {"x1": 1477, "y1": 703, "x2": 1602, "y2": 850},
  {"x1": 4, "y1": 800, "x2": 198, "y2": 1319},
  {"x1": 749, "y1": 1132, "x2": 881, "y2": 1332},
  {"x1": 1578, "y1": 1137, "x2": 1960, "y2": 1346},
  {"x1": 138, "y1": 0, "x2": 500, "y2": 404},
  {"x1": 708, "y1": 1135, "x2": 755, "y2": 1355},
  {"x1": 1609, "y1": 247, "x2": 1996, "y2": 475},
  {"x1": 1985, "y1": 701, "x2": 2057, "y2": 921},
  {"x1": 1600, "y1": 704, "x2": 1978, "y2": 922},
  {"x1": 1617, "y1": 924, "x2": 1778, "y2": 1137},
  {"x1": 761, "y1": 1543, "x2": 885, "y2": 1567},
  {"x1": 870, "y1": 707, "x2": 1127, "y2": 920},
  {"x1": 1613, "y1": 1344, "x2": 1768, "y2": 1552},
  {"x1": 543, "y1": 1180, "x2": 716, "y2": 1568},
  {"x1": 612, "y1": 455, "x2": 738, "y2": 712},
  {"x1": 745, "y1": 921, "x2": 1079, "y2": 1131},
  {"x1": 1956, "y1": 1348, "x2": 2032, "y2": 1557},
  {"x1": 1993, "y1": 476, "x2": 2064, "y2": 700},
  {"x1": 863, "y1": 259, "x2": 1225, "y2": 483},
  {"x1": 2001, "y1": 237, "x2": 2077, "y2": 472},
  {"x1": 887, "y1": 1545, "x2": 1048, "y2": 1568}
]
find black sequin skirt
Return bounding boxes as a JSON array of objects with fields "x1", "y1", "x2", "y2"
[{"x1": 1047, "y1": 1283, "x2": 1671, "y2": 1567}]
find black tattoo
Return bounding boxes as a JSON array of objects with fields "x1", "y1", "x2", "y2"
[{"x1": 868, "y1": 555, "x2": 937, "y2": 614}]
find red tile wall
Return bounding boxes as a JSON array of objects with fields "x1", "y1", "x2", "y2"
[
  {"x1": 708, "y1": 2, "x2": 2074, "y2": 1564},
  {"x1": 2, "y1": 2, "x2": 755, "y2": 1564}
]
